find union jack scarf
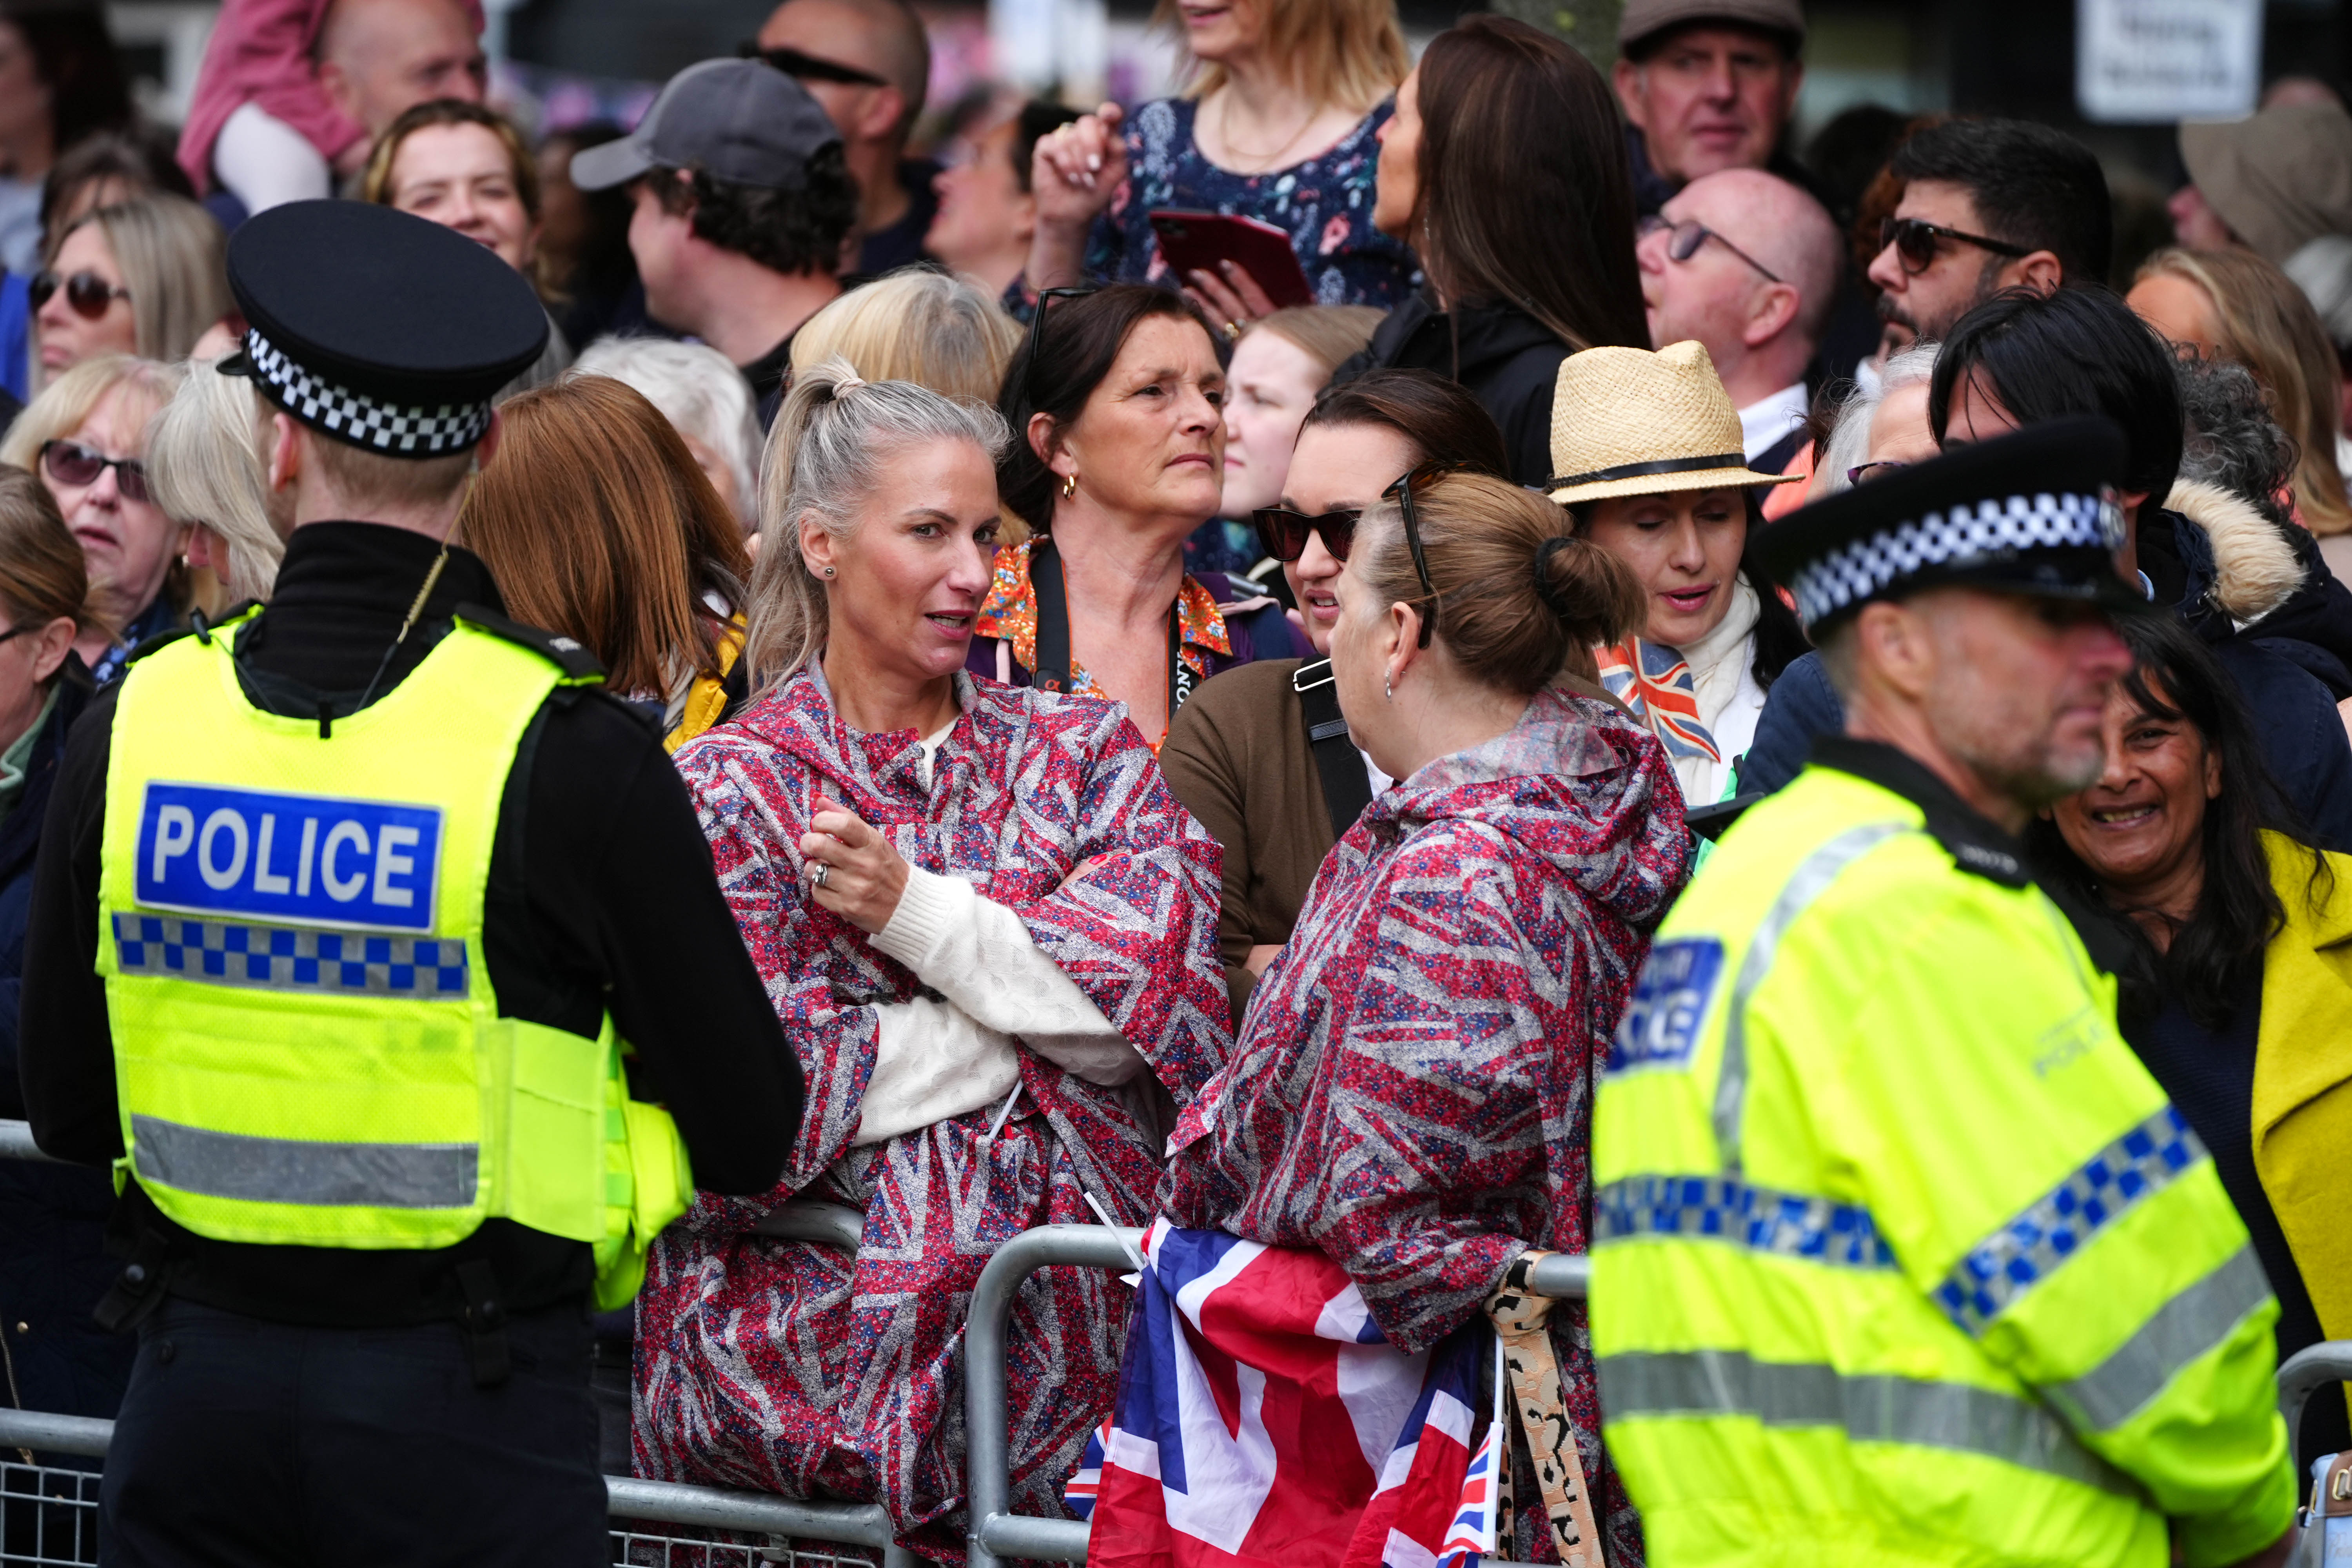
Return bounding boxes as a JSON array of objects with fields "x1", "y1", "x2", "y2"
[{"x1": 1595, "y1": 639, "x2": 1720, "y2": 764}]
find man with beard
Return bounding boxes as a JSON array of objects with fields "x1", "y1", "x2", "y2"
[
  {"x1": 1590, "y1": 419, "x2": 2298, "y2": 1568},
  {"x1": 1866, "y1": 118, "x2": 2110, "y2": 347}
]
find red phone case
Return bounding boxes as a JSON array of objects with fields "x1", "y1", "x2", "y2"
[{"x1": 1147, "y1": 210, "x2": 1315, "y2": 310}]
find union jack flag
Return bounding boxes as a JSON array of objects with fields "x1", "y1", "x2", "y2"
[
  {"x1": 1076, "y1": 1220, "x2": 1502, "y2": 1568},
  {"x1": 1595, "y1": 639, "x2": 1720, "y2": 764}
]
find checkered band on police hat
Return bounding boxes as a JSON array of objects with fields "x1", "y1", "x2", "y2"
[
  {"x1": 245, "y1": 327, "x2": 494, "y2": 457},
  {"x1": 1788, "y1": 489, "x2": 2125, "y2": 626}
]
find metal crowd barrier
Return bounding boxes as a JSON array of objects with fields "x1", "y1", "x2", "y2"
[
  {"x1": 0, "y1": 1120, "x2": 913, "y2": 1568},
  {"x1": 956, "y1": 1225, "x2": 1590, "y2": 1568}
]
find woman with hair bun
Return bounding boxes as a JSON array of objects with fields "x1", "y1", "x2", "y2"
[
  {"x1": 1111, "y1": 469, "x2": 1689, "y2": 1565},
  {"x1": 636, "y1": 360, "x2": 1228, "y2": 1561}
]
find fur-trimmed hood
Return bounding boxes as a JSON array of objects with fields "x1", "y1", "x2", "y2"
[{"x1": 2166, "y1": 478, "x2": 2305, "y2": 625}]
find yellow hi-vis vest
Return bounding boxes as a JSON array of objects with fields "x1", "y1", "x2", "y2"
[
  {"x1": 96, "y1": 612, "x2": 691, "y2": 1310},
  {"x1": 1590, "y1": 760, "x2": 2296, "y2": 1568}
]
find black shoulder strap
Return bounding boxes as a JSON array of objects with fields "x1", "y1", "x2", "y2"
[
  {"x1": 452, "y1": 603, "x2": 608, "y2": 682},
  {"x1": 1030, "y1": 541, "x2": 1073, "y2": 693},
  {"x1": 1294, "y1": 659, "x2": 1373, "y2": 838}
]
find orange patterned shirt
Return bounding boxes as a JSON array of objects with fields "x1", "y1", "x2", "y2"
[{"x1": 974, "y1": 539, "x2": 1234, "y2": 748}]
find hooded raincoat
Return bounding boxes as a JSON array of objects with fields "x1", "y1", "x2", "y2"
[
  {"x1": 1161, "y1": 686, "x2": 1689, "y2": 1564},
  {"x1": 635, "y1": 666, "x2": 1229, "y2": 1561}
]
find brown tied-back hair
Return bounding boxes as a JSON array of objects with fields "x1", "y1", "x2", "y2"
[
  {"x1": 1299, "y1": 368, "x2": 1511, "y2": 477},
  {"x1": 458, "y1": 375, "x2": 751, "y2": 698},
  {"x1": 0, "y1": 465, "x2": 96, "y2": 663},
  {"x1": 1410, "y1": 16, "x2": 1648, "y2": 357},
  {"x1": 362, "y1": 98, "x2": 542, "y2": 218},
  {"x1": 1352, "y1": 470, "x2": 1643, "y2": 694}
]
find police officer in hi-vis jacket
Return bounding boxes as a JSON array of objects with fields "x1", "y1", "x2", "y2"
[
  {"x1": 1590, "y1": 418, "x2": 2296, "y2": 1568},
  {"x1": 18, "y1": 200, "x2": 803, "y2": 1566}
]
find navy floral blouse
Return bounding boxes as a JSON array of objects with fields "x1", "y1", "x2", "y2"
[{"x1": 1083, "y1": 97, "x2": 1420, "y2": 310}]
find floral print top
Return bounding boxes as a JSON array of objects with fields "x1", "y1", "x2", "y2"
[{"x1": 1084, "y1": 96, "x2": 1419, "y2": 310}]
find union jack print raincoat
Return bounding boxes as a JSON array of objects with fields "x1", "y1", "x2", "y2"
[
  {"x1": 635, "y1": 664, "x2": 1230, "y2": 1561},
  {"x1": 1160, "y1": 687, "x2": 1690, "y2": 1565}
]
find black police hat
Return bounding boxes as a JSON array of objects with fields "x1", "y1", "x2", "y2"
[
  {"x1": 1759, "y1": 416, "x2": 2146, "y2": 633},
  {"x1": 221, "y1": 200, "x2": 548, "y2": 460}
]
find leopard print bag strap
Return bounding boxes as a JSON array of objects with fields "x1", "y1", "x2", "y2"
[{"x1": 1483, "y1": 1251, "x2": 1606, "y2": 1568}]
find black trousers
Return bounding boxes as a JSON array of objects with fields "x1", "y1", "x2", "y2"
[{"x1": 99, "y1": 1296, "x2": 606, "y2": 1567}]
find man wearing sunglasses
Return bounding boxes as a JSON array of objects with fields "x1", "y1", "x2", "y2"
[
  {"x1": 1866, "y1": 118, "x2": 2110, "y2": 345},
  {"x1": 750, "y1": 0, "x2": 937, "y2": 275},
  {"x1": 1637, "y1": 166, "x2": 1842, "y2": 475}
]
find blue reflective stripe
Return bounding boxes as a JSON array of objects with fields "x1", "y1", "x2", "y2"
[
  {"x1": 1935, "y1": 1106, "x2": 2206, "y2": 1336},
  {"x1": 111, "y1": 912, "x2": 469, "y2": 998},
  {"x1": 1595, "y1": 1174, "x2": 1898, "y2": 1269}
]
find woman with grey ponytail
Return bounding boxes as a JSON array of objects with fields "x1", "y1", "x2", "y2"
[{"x1": 642, "y1": 361, "x2": 1231, "y2": 1553}]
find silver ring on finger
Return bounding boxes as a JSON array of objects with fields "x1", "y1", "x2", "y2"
[{"x1": 810, "y1": 864, "x2": 829, "y2": 890}]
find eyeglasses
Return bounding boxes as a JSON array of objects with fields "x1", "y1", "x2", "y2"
[
  {"x1": 41, "y1": 439, "x2": 151, "y2": 503},
  {"x1": 1639, "y1": 214, "x2": 1782, "y2": 283},
  {"x1": 1252, "y1": 506, "x2": 1359, "y2": 564},
  {"x1": 1877, "y1": 216, "x2": 2030, "y2": 276},
  {"x1": 738, "y1": 41, "x2": 889, "y2": 86},
  {"x1": 1381, "y1": 461, "x2": 1467, "y2": 649},
  {"x1": 1846, "y1": 459, "x2": 1909, "y2": 486},
  {"x1": 1022, "y1": 286, "x2": 1098, "y2": 407},
  {"x1": 29, "y1": 269, "x2": 129, "y2": 319}
]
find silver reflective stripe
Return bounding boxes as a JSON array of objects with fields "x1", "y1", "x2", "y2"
[
  {"x1": 1711, "y1": 823, "x2": 1909, "y2": 1174},
  {"x1": 2045, "y1": 1246, "x2": 2274, "y2": 1433},
  {"x1": 1599, "y1": 1347, "x2": 2134, "y2": 1497},
  {"x1": 132, "y1": 1115, "x2": 478, "y2": 1210}
]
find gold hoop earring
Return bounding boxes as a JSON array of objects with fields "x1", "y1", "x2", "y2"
[{"x1": 1060, "y1": 471, "x2": 1078, "y2": 500}]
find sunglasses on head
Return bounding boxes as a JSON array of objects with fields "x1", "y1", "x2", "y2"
[
  {"x1": 1381, "y1": 461, "x2": 1470, "y2": 649},
  {"x1": 738, "y1": 41, "x2": 889, "y2": 86},
  {"x1": 1252, "y1": 506, "x2": 1358, "y2": 564},
  {"x1": 1877, "y1": 216, "x2": 2030, "y2": 276},
  {"x1": 1022, "y1": 285, "x2": 1099, "y2": 407},
  {"x1": 29, "y1": 269, "x2": 129, "y2": 319},
  {"x1": 41, "y1": 439, "x2": 150, "y2": 503}
]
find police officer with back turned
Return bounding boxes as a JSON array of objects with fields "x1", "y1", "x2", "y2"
[
  {"x1": 1589, "y1": 419, "x2": 2297, "y2": 1568},
  {"x1": 18, "y1": 200, "x2": 803, "y2": 1565}
]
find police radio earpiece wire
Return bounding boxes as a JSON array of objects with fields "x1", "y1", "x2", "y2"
[{"x1": 347, "y1": 459, "x2": 477, "y2": 722}]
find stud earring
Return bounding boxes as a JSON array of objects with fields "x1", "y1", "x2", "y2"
[
  {"x1": 1060, "y1": 471, "x2": 1078, "y2": 500},
  {"x1": 822, "y1": 566, "x2": 836, "y2": 577}
]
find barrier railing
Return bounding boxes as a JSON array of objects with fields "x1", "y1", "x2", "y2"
[
  {"x1": 0, "y1": 1122, "x2": 912, "y2": 1568},
  {"x1": 958, "y1": 1227, "x2": 1590, "y2": 1568}
]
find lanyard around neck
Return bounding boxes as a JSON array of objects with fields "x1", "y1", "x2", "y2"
[{"x1": 1027, "y1": 539, "x2": 1196, "y2": 719}]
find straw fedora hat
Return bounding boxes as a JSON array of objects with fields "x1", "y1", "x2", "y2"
[{"x1": 1544, "y1": 340, "x2": 1802, "y2": 506}]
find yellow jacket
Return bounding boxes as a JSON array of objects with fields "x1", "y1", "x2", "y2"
[{"x1": 2254, "y1": 831, "x2": 2352, "y2": 1341}]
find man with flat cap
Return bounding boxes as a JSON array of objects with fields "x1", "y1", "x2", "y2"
[
  {"x1": 1584, "y1": 419, "x2": 2297, "y2": 1568},
  {"x1": 18, "y1": 200, "x2": 803, "y2": 1563}
]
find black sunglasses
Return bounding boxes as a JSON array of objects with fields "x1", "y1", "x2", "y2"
[
  {"x1": 29, "y1": 269, "x2": 129, "y2": 319},
  {"x1": 1252, "y1": 506, "x2": 1359, "y2": 564},
  {"x1": 1639, "y1": 214, "x2": 1781, "y2": 283},
  {"x1": 42, "y1": 439, "x2": 151, "y2": 503},
  {"x1": 1022, "y1": 286, "x2": 1098, "y2": 406},
  {"x1": 1381, "y1": 461, "x2": 1468, "y2": 649},
  {"x1": 1878, "y1": 216, "x2": 2029, "y2": 276},
  {"x1": 738, "y1": 41, "x2": 889, "y2": 86}
]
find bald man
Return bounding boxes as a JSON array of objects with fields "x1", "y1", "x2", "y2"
[
  {"x1": 316, "y1": 0, "x2": 486, "y2": 149},
  {"x1": 1639, "y1": 167, "x2": 1842, "y2": 474},
  {"x1": 755, "y1": 0, "x2": 935, "y2": 274}
]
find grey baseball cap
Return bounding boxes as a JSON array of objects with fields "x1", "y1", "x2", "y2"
[{"x1": 571, "y1": 58, "x2": 843, "y2": 193}]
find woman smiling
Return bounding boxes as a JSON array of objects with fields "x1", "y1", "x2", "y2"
[
  {"x1": 635, "y1": 362, "x2": 1228, "y2": 1559},
  {"x1": 2033, "y1": 613, "x2": 2352, "y2": 1470}
]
